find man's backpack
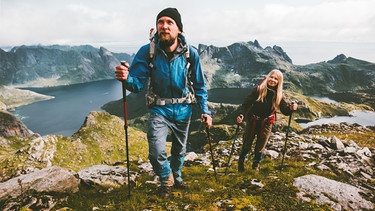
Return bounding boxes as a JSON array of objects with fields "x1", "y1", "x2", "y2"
[{"x1": 145, "y1": 28, "x2": 196, "y2": 107}]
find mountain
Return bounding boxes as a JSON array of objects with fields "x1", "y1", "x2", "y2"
[
  {"x1": 1, "y1": 42, "x2": 374, "y2": 112},
  {"x1": 1, "y1": 42, "x2": 374, "y2": 95},
  {"x1": 197, "y1": 40, "x2": 293, "y2": 89},
  {"x1": 0, "y1": 45, "x2": 133, "y2": 87},
  {"x1": 196, "y1": 41, "x2": 375, "y2": 95}
]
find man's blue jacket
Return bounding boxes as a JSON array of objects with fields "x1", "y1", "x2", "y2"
[{"x1": 125, "y1": 33, "x2": 210, "y2": 121}]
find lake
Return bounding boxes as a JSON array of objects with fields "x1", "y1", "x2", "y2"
[
  {"x1": 11, "y1": 85, "x2": 375, "y2": 137},
  {"x1": 299, "y1": 110, "x2": 375, "y2": 128},
  {"x1": 12, "y1": 79, "x2": 124, "y2": 136}
]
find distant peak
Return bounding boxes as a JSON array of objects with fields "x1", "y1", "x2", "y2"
[{"x1": 328, "y1": 54, "x2": 347, "y2": 64}]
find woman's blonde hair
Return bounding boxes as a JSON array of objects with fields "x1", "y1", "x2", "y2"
[{"x1": 256, "y1": 69, "x2": 284, "y2": 110}]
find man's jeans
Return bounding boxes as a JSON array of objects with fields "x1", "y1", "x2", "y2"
[{"x1": 147, "y1": 113, "x2": 190, "y2": 185}]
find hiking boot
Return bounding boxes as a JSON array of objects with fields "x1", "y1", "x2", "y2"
[
  {"x1": 159, "y1": 185, "x2": 172, "y2": 198},
  {"x1": 173, "y1": 172, "x2": 188, "y2": 189},
  {"x1": 252, "y1": 163, "x2": 260, "y2": 172},
  {"x1": 238, "y1": 159, "x2": 245, "y2": 172},
  {"x1": 159, "y1": 173, "x2": 174, "y2": 198},
  {"x1": 174, "y1": 180, "x2": 188, "y2": 189},
  {"x1": 162, "y1": 173, "x2": 174, "y2": 187}
]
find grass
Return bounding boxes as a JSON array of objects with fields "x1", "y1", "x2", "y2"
[
  {"x1": 317, "y1": 131, "x2": 375, "y2": 149},
  {"x1": 55, "y1": 158, "x2": 334, "y2": 211}
]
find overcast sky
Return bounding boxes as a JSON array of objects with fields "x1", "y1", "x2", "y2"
[{"x1": 1, "y1": 0, "x2": 374, "y2": 64}]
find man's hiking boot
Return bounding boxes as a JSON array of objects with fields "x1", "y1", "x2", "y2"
[
  {"x1": 159, "y1": 186, "x2": 172, "y2": 198},
  {"x1": 162, "y1": 173, "x2": 174, "y2": 186},
  {"x1": 238, "y1": 159, "x2": 245, "y2": 172},
  {"x1": 173, "y1": 172, "x2": 187, "y2": 189},
  {"x1": 174, "y1": 180, "x2": 188, "y2": 189},
  {"x1": 159, "y1": 173, "x2": 174, "y2": 198}
]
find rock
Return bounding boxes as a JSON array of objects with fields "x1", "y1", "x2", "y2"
[
  {"x1": 27, "y1": 135, "x2": 58, "y2": 167},
  {"x1": 0, "y1": 110, "x2": 35, "y2": 138},
  {"x1": 264, "y1": 149, "x2": 279, "y2": 159},
  {"x1": 0, "y1": 166, "x2": 79, "y2": 200},
  {"x1": 185, "y1": 152, "x2": 198, "y2": 162},
  {"x1": 77, "y1": 165, "x2": 138, "y2": 189},
  {"x1": 330, "y1": 136, "x2": 345, "y2": 151},
  {"x1": 0, "y1": 101, "x2": 6, "y2": 110},
  {"x1": 294, "y1": 174, "x2": 373, "y2": 211}
]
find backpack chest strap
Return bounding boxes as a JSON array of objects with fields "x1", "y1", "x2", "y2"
[{"x1": 155, "y1": 96, "x2": 194, "y2": 106}]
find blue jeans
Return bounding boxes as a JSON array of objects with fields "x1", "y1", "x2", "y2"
[{"x1": 147, "y1": 113, "x2": 190, "y2": 186}]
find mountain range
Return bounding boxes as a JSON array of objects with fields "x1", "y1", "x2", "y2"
[
  {"x1": 0, "y1": 42, "x2": 374, "y2": 210},
  {"x1": 1, "y1": 41, "x2": 374, "y2": 95},
  {"x1": 0, "y1": 41, "x2": 374, "y2": 112}
]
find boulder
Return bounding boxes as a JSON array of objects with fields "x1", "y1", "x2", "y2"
[
  {"x1": 0, "y1": 166, "x2": 79, "y2": 200},
  {"x1": 78, "y1": 164, "x2": 138, "y2": 188},
  {"x1": 0, "y1": 111, "x2": 35, "y2": 138},
  {"x1": 294, "y1": 174, "x2": 373, "y2": 211}
]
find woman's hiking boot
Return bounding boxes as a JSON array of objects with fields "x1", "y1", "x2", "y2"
[
  {"x1": 238, "y1": 158, "x2": 245, "y2": 172},
  {"x1": 252, "y1": 152, "x2": 262, "y2": 172},
  {"x1": 252, "y1": 162, "x2": 260, "y2": 172}
]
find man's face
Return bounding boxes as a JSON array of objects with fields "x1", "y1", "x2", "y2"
[{"x1": 157, "y1": 16, "x2": 180, "y2": 48}]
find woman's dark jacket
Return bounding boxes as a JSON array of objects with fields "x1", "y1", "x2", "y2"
[{"x1": 240, "y1": 86, "x2": 293, "y2": 120}]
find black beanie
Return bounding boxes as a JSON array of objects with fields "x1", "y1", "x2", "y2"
[{"x1": 156, "y1": 8, "x2": 183, "y2": 32}]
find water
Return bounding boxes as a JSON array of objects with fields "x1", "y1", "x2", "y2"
[
  {"x1": 12, "y1": 79, "x2": 123, "y2": 136},
  {"x1": 301, "y1": 96, "x2": 375, "y2": 128},
  {"x1": 10, "y1": 86, "x2": 374, "y2": 137},
  {"x1": 299, "y1": 110, "x2": 375, "y2": 128}
]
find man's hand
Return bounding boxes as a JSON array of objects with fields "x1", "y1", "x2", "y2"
[
  {"x1": 114, "y1": 61, "x2": 129, "y2": 81},
  {"x1": 201, "y1": 114, "x2": 212, "y2": 128}
]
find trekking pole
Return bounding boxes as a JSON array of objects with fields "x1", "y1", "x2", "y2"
[
  {"x1": 203, "y1": 114, "x2": 218, "y2": 182},
  {"x1": 280, "y1": 101, "x2": 296, "y2": 172},
  {"x1": 120, "y1": 61, "x2": 131, "y2": 197},
  {"x1": 225, "y1": 123, "x2": 240, "y2": 175}
]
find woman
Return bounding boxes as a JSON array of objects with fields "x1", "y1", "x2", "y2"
[{"x1": 236, "y1": 69, "x2": 297, "y2": 172}]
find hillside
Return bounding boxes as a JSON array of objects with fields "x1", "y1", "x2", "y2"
[
  {"x1": 0, "y1": 86, "x2": 53, "y2": 109},
  {"x1": 0, "y1": 110, "x2": 374, "y2": 210}
]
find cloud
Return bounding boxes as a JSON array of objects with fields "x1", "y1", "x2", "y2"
[{"x1": 0, "y1": 0, "x2": 374, "y2": 58}]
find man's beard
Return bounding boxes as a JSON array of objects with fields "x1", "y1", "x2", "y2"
[{"x1": 159, "y1": 33, "x2": 176, "y2": 49}]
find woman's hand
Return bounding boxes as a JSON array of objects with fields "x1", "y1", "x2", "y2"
[
  {"x1": 236, "y1": 114, "x2": 244, "y2": 124},
  {"x1": 290, "y1": 101, "x2": 298, "y2": 111}
]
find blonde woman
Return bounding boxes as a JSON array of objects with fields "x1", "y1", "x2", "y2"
[{"x1": 236, "y1": 69, "x2": 297, "y2": 172}]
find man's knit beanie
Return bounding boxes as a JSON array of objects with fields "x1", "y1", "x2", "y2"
[{"x1": 156, "y1": 8, "x2": 183, "y2": 32}]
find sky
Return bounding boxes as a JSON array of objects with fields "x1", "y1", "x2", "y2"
[{"x1": 1, "y1": 0, "x2": 374, "y2": 65}]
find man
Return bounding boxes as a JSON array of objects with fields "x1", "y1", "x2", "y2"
[{"x1": 114, "y1": 8, "x2": 212, "y2": 198}]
